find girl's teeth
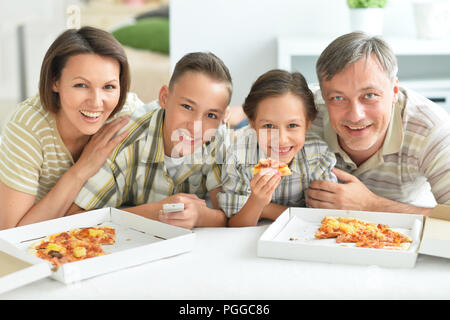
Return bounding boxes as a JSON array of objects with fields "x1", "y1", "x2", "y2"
[{"x1": 274, "y1": 147, "x2": 291, "y2": 153}]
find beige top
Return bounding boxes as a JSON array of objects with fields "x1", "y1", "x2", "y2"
[{"x1": 0, "y1": 92, "x2": 143, "y2": 202}]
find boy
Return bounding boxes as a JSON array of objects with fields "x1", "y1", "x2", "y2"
[{"x1": 68, "y1": 52, "x2": 232, "y2": 228}]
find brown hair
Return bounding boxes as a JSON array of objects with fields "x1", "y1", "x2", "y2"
[
  {"x1": 168, "y1": 52, "x2": 233, "y2": 104},
  {"x1": 316, "y1": 32, "x2": 398, "y2": 84},
  {"x1": 243, "y1": 69, "x2": 317, "y2": 122},
  {"x1": 39, "y1": 26, "x2": 130, "y2": 117}
]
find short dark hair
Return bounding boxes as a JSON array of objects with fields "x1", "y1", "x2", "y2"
[
  {"x1": 39, "y1": 26, "x2": 130, "y2": 117},
  {"x1": 169, "y1": 52, "x2": 233, "y2": 104},
  {"x1": 243, "y1": 69, "x2": 317, "y2": 122}
]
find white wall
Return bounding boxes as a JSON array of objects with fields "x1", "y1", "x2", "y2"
[
  {"x1": 0, "y1": 0, "x2": 72, "y2": 102},
  {"x1": 170, "y1": 0, "x2": 436, "y2": 106}
]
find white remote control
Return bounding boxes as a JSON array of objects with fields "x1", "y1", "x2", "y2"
[{"x1": 162, "y1": 203, "x2": 185, "y2": 213}]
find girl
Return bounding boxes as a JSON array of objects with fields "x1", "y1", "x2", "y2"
[
  {"x1": 0, "y1": 26, "x2": 143, "y2": 229},
  {"x1": 218, "y1": 69, "x2": 337, "y2": 227}
]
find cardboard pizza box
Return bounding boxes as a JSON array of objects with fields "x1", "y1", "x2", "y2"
[
  {"x1": 418, "y1": 204, "x2": 450, "y2": 259},
  {"x1": 257, "y1": 207, "x2": 424, "y2": 268},
  {"x1": 0, "y1": 239, "x2": 51, "y2": 295},
  {"x1": 0, "y1": 208, "x2": 195, "y2": 294}
]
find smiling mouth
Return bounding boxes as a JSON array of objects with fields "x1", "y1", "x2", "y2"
[
  {"x1": 179, "y1": 133, "x2": 202, "y2": 145},
  {"x1": 80, "y1": 110, "x2": 102, "y2": 119},
  {"x1": 271, "y1": 146, "x2": 293, "y2": 154},
  {"x1": 347, "y1": 125, "x2": 369, "y2": 130},
  {"x1": 344, "y1": 123, "x2": 373, "y2": 133}
]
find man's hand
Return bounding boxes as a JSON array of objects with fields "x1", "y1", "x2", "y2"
[{"x1": 306, "y1": 168, "x2": 378, "y2": 211}]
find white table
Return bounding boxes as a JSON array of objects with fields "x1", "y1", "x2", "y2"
[{"x1": 1, "y1": 223, "x2": 450, "y2": 300}]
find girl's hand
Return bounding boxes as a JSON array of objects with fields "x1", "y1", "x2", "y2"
[
  {"x1": 73, "y1": 116, "x2": 130, "y2": 182},
  {"x1": 249, "y1": 168, "x2": 281, "y2": 206}
]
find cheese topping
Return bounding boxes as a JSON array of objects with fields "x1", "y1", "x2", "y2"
[
  {"x1": 73, "y1": 247, "x2": 87, "y2": 258},
  {"x1": 89, "y1": 229, "x2": 105, "y2": 237}
]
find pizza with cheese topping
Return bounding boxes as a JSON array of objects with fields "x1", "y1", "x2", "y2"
[
  {"x1": 71, "y1": 226, "x2": 116, "y2": 245},
  {"x1": 252, "y1": 158, "x2": 292, "y2": 176},
  {"x1": 29, "y1": 227, "x2": 115, "y2": 267},
  {"x1": 315, "y1": 216, "x2": 412, "y2": 249}
]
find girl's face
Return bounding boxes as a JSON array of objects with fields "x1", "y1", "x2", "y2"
[
  {"x1": 249, "y1": 92, "x2": 310, "y2": 165},
  {"x1": 52, "y1": 53, "x2": 121, "y2": 139}
]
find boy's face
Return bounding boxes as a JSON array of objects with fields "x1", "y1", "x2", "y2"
[
  {"x1": 159, "y1": 71, "x2": 230, "y2": 157},
  {"x1": 249, "y1": 92, "x2": 310, "y2": 165}
]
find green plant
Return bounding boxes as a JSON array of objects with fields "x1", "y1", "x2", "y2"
[{"x1": 347, "y1": 0, "x2": 387, "y2": 8}]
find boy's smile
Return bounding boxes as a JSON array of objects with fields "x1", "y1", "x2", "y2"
[{"x1": 159, "y1": 71, "x2": 230, "y2": 158}]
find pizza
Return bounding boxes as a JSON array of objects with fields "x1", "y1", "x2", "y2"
[
  {"x1": 70, "y1": 226, "x2": 116, "y2": 245},
  {"x1": 315, "y1": 216, "x2": 412, "y2": 249},
  {"x1": 252, "y1": 158, "x2": 292, "y2": 176},
  {"x1": 29, "y1": 226, "x2": 115, "y2": 267}
]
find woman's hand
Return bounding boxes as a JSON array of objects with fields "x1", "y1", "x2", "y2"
[{"x1": 72, "y1": 116, "x2": 130, "y2": 182}]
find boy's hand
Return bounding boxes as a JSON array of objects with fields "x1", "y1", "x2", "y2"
[
  {"x1": 158, "y1": 200, "x2": 206, "y2": 229},
  {"x1": 158, "y1": 193, "x2": 206, "y2": 229},
  {"x1": 249, "y1": 169, "x2": 281, "y2": 206}
]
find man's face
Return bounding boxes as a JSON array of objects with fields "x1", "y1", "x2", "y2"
[
  {"x1": 159, "y1": 71, "x2": 230, "y2": 157},
  {"x1": 320, "y1": 54, "x2": 399, "y2": 163}
]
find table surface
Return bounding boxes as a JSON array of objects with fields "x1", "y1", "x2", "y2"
[{"x1": 1, "y1": 223, "x2": 450, "y2": 300}]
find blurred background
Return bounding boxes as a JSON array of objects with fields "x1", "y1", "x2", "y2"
[{"x1": 1, "y1": 0, "x2": 450, "y2": 132}]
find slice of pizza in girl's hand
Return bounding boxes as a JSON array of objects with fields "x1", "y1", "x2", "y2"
[{"x1": 252, "y1": 158, "x2": 292, "y2": 176}]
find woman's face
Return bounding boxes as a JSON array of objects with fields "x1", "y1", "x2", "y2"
[
  {"x1": 53, "y1": 53, "x2": 121, "y2": 138},
  {"x1": 249, "y1": 92, "x2": 310, "y2": 165}
]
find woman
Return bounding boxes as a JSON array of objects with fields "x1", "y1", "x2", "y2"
[{"x1": 0, "y1": 26, "x2": 143, "y2": 229}]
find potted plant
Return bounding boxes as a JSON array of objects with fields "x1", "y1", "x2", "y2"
[{"x1": 347, "y1": 0, "x2": 388, "y2": 35}]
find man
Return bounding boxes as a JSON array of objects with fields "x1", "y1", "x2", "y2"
[{"x1": 305, "y1": 32, "x2": 450, "y2": 215}]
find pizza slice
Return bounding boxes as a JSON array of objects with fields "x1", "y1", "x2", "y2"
[
  {"x1": 315, "y1": 216, "x2": 412, "y2": 249},
  {"x1": 29, "y1": 226, "x2": 116, "y2": 267},
  {"x1": 29, "y1": 233, "x2": 106, "y2": 267},
  {"x1": 71, "y1": 226, "x2": 116, "y2": 245},
  {"x1": 252, "y1": 158, "x2": 292, "y2": 176}
]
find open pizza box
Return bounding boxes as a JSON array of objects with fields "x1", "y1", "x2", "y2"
[
  {"x1": 257, "y1": 205, "x2": 450, "y2": 268},
  {"x1": 0, "y1": 207, "x2": 195, "y2": 295}
]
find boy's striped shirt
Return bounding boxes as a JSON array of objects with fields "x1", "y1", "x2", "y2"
[{"x1": 75, "y1": 100, "x2": 224, "y2": 210}]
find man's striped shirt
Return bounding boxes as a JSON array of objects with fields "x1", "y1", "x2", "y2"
[{"x1": 310, "y1": 87, "x2": 450, "y2": 207}]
